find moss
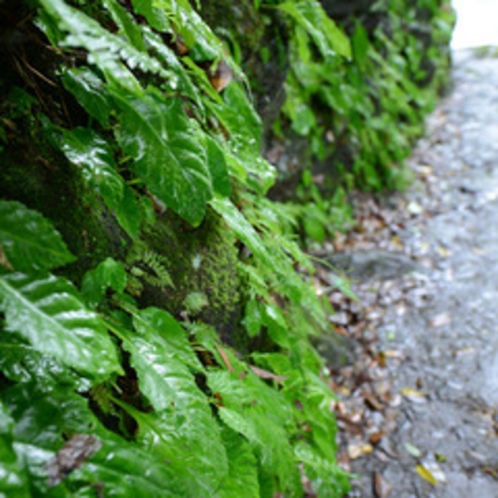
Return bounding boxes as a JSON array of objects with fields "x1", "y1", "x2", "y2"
[
  {"x1": 128, "y1": 208, "x2": 246, "y2": 347},
  {"x1": 0, "y1": 116, "x2": 119, "y2": 284}
]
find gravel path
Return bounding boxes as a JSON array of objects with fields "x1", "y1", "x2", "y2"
[{"x1": 345, "y1": 49, "x2": 498, "y2": 497}]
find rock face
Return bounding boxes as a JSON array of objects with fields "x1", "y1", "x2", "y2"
[{"x1": 324, "y1": 250, "x2": 423, "y2": 281}]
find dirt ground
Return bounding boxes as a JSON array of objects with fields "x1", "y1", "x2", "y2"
[{"x1": 323, "y1": 49, "x2": 498, "y2": 497}]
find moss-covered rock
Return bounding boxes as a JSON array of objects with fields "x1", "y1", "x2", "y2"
[{"x1": 127, "y1": 208, "x2": 244, "y2": 346}]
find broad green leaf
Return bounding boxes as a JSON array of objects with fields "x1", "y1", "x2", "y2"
[
  {"x1": 114, "y1": 308, "x2": 228, "y2": 493},
  {"x1": 115, "y1": 400, "x2": 228, "y2": 496},
  {"x1": 208, "y1": 370, "x2": 300, "y2": 496},
  {"x1": 76, "y1": 441, "x2": 187, "y2": 497},
  {"x1": 295, "y1": 441, "x2": 350, "y2": 498},
  {"x1": 123, "y1": 308, "x2": 205, "y2": 410},
  {"x1": 3, "y1": 383, "x2": 186, "y2": 496},
  {"x1": 39, "y1": 0, "x2": 170, "y2": 86},
  {"x1": 61, "y1": 68, "x2": 111, "y2": 126},
  {"x1": 131, "y1": 0, "x2": 171, "y2": 31},
  {"x1": 352, "y1": 23, "x2": 369, "y2": 69},
  {"x1": 111, "y1": 89, "x2": 212, "y2": 226},
  {"x1": 102, "y1": 0, "x2": 145, "y2": 51},
  {"x1": 277, "y1": 1, "x2": 351, "y2": 59},
  {"x1": 206, "y1": 84, "x2": 277, "y2": 193},
  {"x1": 81, "y1": 258, "x2": 127, "y2": 309},
  {"x1": 0, "y1": 403, "x2": 30, "y2": 498},
  {"x1": 0, "y1": 272, "x2": 122, "y2": 378},
  {"x1": 153, "y1": 0, "x2": 225, "y2": 61},
  {"x1": 59, "y1": 127, "x2": 140, "y2": 239},
  {"x1": 205, "y1": 135, "x2": 231, "y2": 197},
  {"x1": 216, "y1": 427, "x2": 260, "y2": 498},
  {"x1": 141, "y1": 28, "x2": 203, "y2": 108},
  {"x1": 210, "y1": 196, "x2": 268, "y2": 262},
  {"x1": 222, "y1": 83, "x2": 262, "y2": 149},
  {"x1": 0, "y1": 334, "x2": 83, "y2": 389},
  {"x1": 0, "y1": 200, "x2": 75, "y2": 273}
]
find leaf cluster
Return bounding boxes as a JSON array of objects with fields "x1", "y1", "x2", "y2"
[
  {"x1": 278, "y1": 0, "x2": 455, "y2": 194},
  {"x1": 0, "y1": 0, "x2": 354, "y2": 496}
]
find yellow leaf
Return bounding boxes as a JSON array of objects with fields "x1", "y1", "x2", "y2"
[
  {"x1": 416, "y1": 464, "x2": 438, "y2": 485},
  {"x1": 347, "y1": 443, "x2": 373, "y2": 460},
  {"x1": 401, "y1": 388, "x2": 425, "y2": 398}
]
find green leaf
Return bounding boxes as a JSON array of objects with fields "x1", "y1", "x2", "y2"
[
  {"x1": 208, "y1": 370, "x2": 300, "y2": 496},
  {"x1": 0, "y1": 334, "x2": 83, "y2": 389},
  {"x1": 39, "y1": 0, "x2": 171, "y2": 87},
  {"x1": 217, "y1": 427, "x2": 260, "y2": 498},
  {"x1": 122, "y1": 308, "x2": 205, "y2": 411},
  {"x1": 111, "y1": 89, "x2": 212, "y2": 226},
  {"x1": 277, "y1": 1, "x2": 351, "y2": 59},
  {"x1": 113, "y1": 308, "x2": 229, "y2": 493},
  {"x1": 205, "y1": 135, "x2": 231, "y2": 197},
  {"x1": 102, "y1": 0, "x2": 145, "y2": 51},
  {"x1": 76, "y1": 440, "x2": 187, "y2": 497},
  {"x1": 3, "y1": 383, "x2": 186, "y2": 496},
  {"x1": 81, "y1": 258, "x2": 127, "y2": 309},
  {"x1": 131, "y1": 0, "x2": 171, "y2": 31},
  {"x1": 352, "y1": 23, "x2": 369, "y2": 69},
  {"x1": 153, "y1": 0, "x2": 226, "y2": 61},
  {"x1": 210, "y1": 196, "x2": 269, "y2": 262},
  {"x1": 295, "y1": 441, "x2": 350, "y2": 498},
  {"x1": 0, "y1": 272, "x2": 122, "y2": 378},
  {"x1": 0, "y1": 200, "x2": 75, "y2": 273},
  {"x1": 61, "y1": 68, "x2": 111, "y2": 127},
  {"x1": 114, "y1": 400, "x2": 228, "y2": 496},
  {"x1": 59, "y1": 127, "x2": 140, "y2": 238},
  {"x1": 0, "y1": 403, "x2": 30, "y2": 498},
  {"x1": 141, "y1": 27, "x2": 204, "y2": 108}
]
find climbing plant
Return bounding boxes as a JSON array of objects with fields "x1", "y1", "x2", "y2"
[{"x1": 0, "y1": 0, "x2": 352, "y2": 496}]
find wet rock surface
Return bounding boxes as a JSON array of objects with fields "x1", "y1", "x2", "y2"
[{"x1": 327, "y1": 49, "x2": 498, "y2": 497}]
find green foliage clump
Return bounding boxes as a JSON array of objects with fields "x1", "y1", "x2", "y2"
[
  {"x1": 0, "y1": 0, "x2": 353, "y2": 496},
  {"x1": 274, "y1": 0, "x2": 455, "y2": 240}
]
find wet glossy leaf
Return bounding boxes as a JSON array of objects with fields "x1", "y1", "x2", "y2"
[
  {"x1": 119, "y1": 308, "x2": 205, "y2": 411},
  {"x1": 0, "y1": 403, "x2": 30, "y2": 498},
  {"x1": 115, "y1": 400, "x2": 228, "y2": 496},
  {"x1": 113, "y1": 308, "x2": 228, "y2": 493},
  {"x1": 277, "y1": 1, "x2": 351, "y2": 59},
  {"x1": 0, "y1": 272, "x2": 122, "y2": 378},
  {"x1": 60, "y1": 127, "x2": 140, "y2": 239},
  {"x1": 0, "y1": 334, "x2": 82, "y2": 388},
  {"x1": 62, "y1": 68, "x2": 111, "y2": 126},
  {"x1": 112, "y1": 90, "x2": 212, "y2": 226},
  {"x1": 40, "y1": 0, "x2": 170, "y2": 83},
  {"x1": 0, "y1": 200, "x2": 75, "y2": 273},
  {"x1": 210, "y1": 196, "x2": 268, "y2": 261},
  {"x1": 3, "y1": 383, "x2": 186, "y2": 497},
  {"x1": 205, "y1": 135, "x2": 231, "y2": 197},
  {"x1": 102, "y1": 0, "x2": 145, "y2": 51},
  {"x1": 295, "y1": 441, "x2": 351, "y2": 498},
  {"x1": 81, "y1": 258, "x2": 127, "y2": 309},
  {"x1": 217, "y1": 427, "x2": 260, "y2": 498},
  {"x1": 208, "y1": 370, "x2": 300, "y2": 496},
  {"x1": 141, "y1": 28, "x2": 203, "y2": 106}
]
